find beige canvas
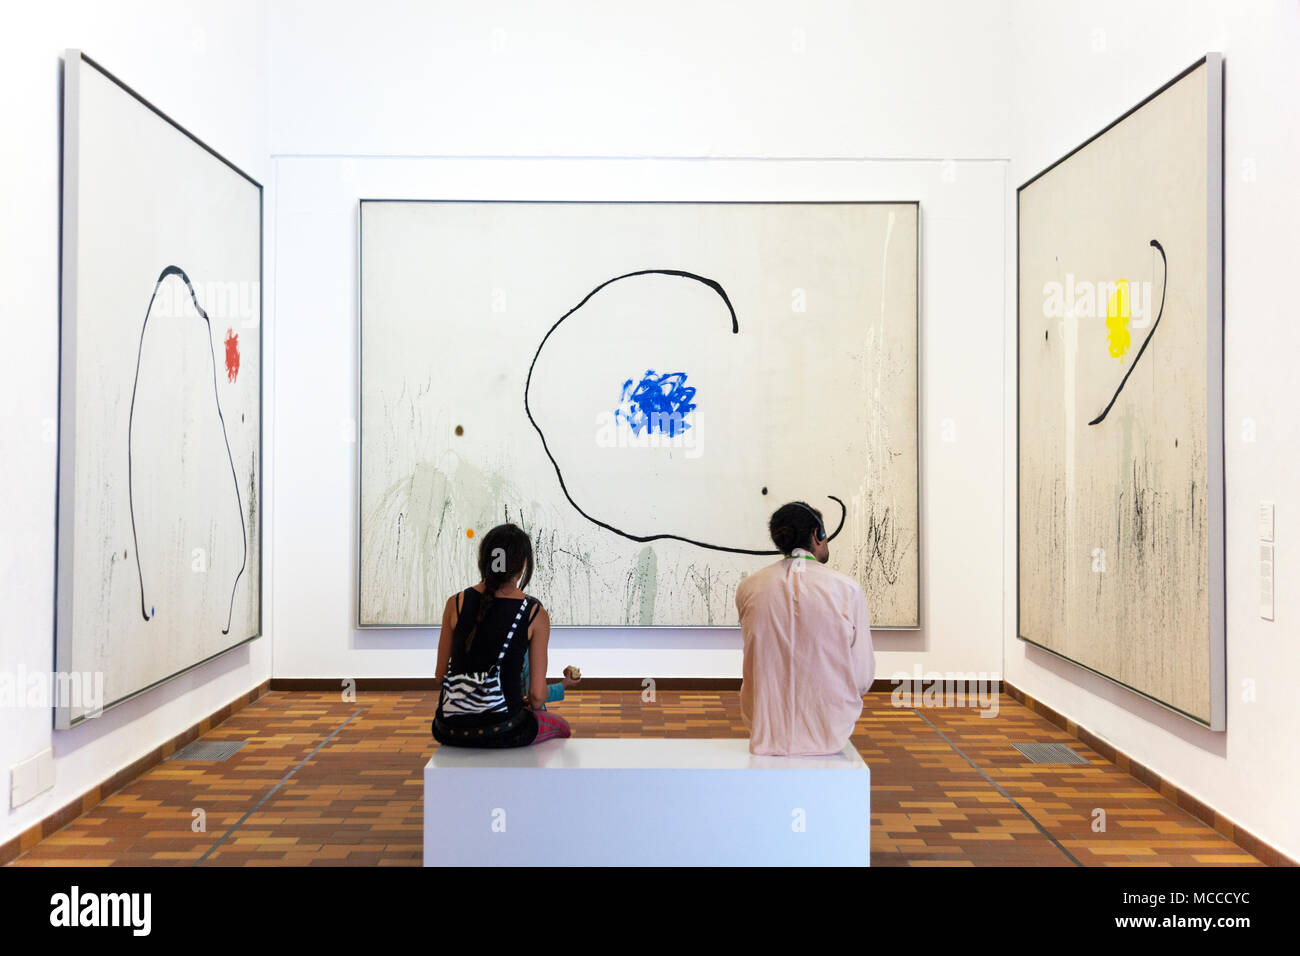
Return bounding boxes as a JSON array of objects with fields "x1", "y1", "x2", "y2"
[
  {"x1": 56, "y1": 53, "x2": 263, "y2": 726},
  {"x1": 360, "y1": 201, "x2": 919, "y2": 628},
  {"x1": 1018, "y1": 59, "x2": 1224, "y2": 726}
]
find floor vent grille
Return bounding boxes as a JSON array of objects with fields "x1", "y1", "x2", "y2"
[
  {"x1": 168, "y1": 740, "x2": 248, "y2": 762},
  {"x1": 1011, "y1": 742, "x2": 1089, "y2": 765}
]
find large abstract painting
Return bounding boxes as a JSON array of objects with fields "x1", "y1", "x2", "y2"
[
  {"x1": 1018, "y1": 56, "x2": 1224, "y2": 728},
  {"x1": 360, "y1": 201, "x2": 918, "y2": 627},
  {"x1": 56, "y1": 52, "x2": 262, "y2": 727}
]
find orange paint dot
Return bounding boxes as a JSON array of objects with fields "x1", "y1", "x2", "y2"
[{"x1": 466, "y1": 528, "x2": 475, "y2": 539}]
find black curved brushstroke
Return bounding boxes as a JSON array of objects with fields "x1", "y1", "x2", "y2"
[
  {"x1": 523, "y1": 269, "x2": 846, "y2": 555},
  {"x1": 1089, "y1": 239, "x2": 1167, "y2": 426},
  {"x1": 128, "y1": 265, "x2": 248, "y2": 634}
]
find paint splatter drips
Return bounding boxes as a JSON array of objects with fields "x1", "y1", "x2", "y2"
[
  {"x1": 614, "y1": 370, "x2": 696, "y2": 437},
  {"x1": 224, "y1": 328, "x2": 240, "y2": 383}
]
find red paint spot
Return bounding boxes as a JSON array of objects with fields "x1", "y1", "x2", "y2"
[{"x1": 224, "y1": 329, "x2": 240, "y2": 383}]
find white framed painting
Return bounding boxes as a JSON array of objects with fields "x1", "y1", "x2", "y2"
[
  {"x1": 1018, "y1": 56, "x2": 1225, "y2": 728},
  {"x1": 55, "y1": 51, "x2": 263, "y2": 727},
  {"x1": 359, "y1": 200, "x2": 919, "y2": 629}
]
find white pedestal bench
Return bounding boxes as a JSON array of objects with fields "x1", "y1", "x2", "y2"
[{"x1": 423, "y1": 738, "x2": 869, "y2": 866}]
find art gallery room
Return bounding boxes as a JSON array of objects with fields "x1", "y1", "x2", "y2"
[{"x1": 1, "y1": 0, "x2": 1298, "y2": 928}]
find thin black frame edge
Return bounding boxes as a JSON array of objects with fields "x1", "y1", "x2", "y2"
[
  {"x1": 53, "y1": 50, "x2": 79, "y2": 729},
  {"x1": 356, "y1": 198, "x2": 365, "y2": 629},
  {"x1": 1206, "y1": 52, "x2": 1227, "y2": 732},
  {"x1": 1016, "y1": 54, "x2": 1211, "y2": 195},
  {"x1": 78, "y1": 51, "x2": 262, "y2": 190}
]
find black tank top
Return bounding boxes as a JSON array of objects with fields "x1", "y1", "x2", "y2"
[{"x1": 444, "y1": 588, "x2": 539, "y2": 717}]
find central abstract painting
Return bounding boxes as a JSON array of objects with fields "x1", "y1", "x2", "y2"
[{"x1": 359, "y1": 201, "x2": 918, "y2": 627}]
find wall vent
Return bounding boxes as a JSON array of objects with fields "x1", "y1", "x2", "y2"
[
  {"x1": 168, "y1": 740, "x2": 247, "y2": 762},
  {"x1": 1011, "y1": 742, "x2": 1089, "y2": 765}
]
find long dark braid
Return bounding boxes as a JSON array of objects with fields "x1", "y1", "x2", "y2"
[{"x1": 464, "y1": 523, "x2": 534, "y2": 652}]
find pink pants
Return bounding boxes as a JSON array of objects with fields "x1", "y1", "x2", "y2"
[{"x1": 533, "y1": 708, "x2": 571, "y2": 743}]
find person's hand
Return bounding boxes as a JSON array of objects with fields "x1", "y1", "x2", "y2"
[{"x1": 562, "y1": 665, "x2": 582, "y2": 689}]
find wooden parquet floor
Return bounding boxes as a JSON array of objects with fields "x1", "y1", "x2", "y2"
[{"x1": 7, "y1": 690, "x2": 1262, "y2": 867}]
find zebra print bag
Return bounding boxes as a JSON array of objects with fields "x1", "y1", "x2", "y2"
[{"x1": 438, "y1": 597, "x2": 530, "y2": 720}]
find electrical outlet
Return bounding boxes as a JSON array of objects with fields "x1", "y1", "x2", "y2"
[
  {"x1": 10, "y1": 748, "x2": 54, "y2": 809},
  {"x1": 1261, "y1": 542, "x2": 1275, "y2": 622},
  {"x1": 1259, "y1": 501, "x2": 1275, "y2": 543}
]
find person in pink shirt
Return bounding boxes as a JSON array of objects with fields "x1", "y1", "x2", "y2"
[{"x1": 735, "y1": 501, "x2": 875, "y2": 756}]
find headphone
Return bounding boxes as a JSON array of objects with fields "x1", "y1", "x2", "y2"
[{"x1": 791, "y1": 502, "x2": 826, "y2": 544}]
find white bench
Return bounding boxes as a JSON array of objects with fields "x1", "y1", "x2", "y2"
[{"x1": 423, "y1": 738, "x2": 870, "y2": 866}]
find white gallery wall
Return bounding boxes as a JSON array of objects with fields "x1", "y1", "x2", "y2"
[
  {"x1": 267, "y1": 0, "x2": 1012, "y2": 682},
  {"x1": 0, "y1": 1, "x2": 274, "y2": 847},
  {"x1": 267, "y1": 0, "x2": 1014, "y2": 160},
  {"x1": 1002, "y1": 0, "x2": 1300, "y2": 860},
  {"x1": 273, "y1": 156, "x2": 1006, "y2": 679}
]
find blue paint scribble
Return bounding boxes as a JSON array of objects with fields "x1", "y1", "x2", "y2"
[{"x1": 614, "y1": 370, "x2": 696, "y2": 437}]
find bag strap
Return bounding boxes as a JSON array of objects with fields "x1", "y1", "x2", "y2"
[{"x1": 494, "y1": 597, "x2": 530, "y2": 666}]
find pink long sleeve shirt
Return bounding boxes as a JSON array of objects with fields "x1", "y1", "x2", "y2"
[{"x1": 735, "y1": 550, "x2": 875, "y2": 756}]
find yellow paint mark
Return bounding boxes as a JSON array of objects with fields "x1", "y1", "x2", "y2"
[
  {"x1": 466, "y1": 528, "x2": 475, "y2": 539},
  {"x1": 1105, "y1": 279, "x2": 1131, "y2": 359}
]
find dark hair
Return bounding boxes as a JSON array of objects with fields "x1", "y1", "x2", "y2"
[
  {"x1": 769, "y1": 502, "x2": 822, "y2": 556},
  {"x1": 465, "y1": 523, "x2": 534, "y2": 651}
]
